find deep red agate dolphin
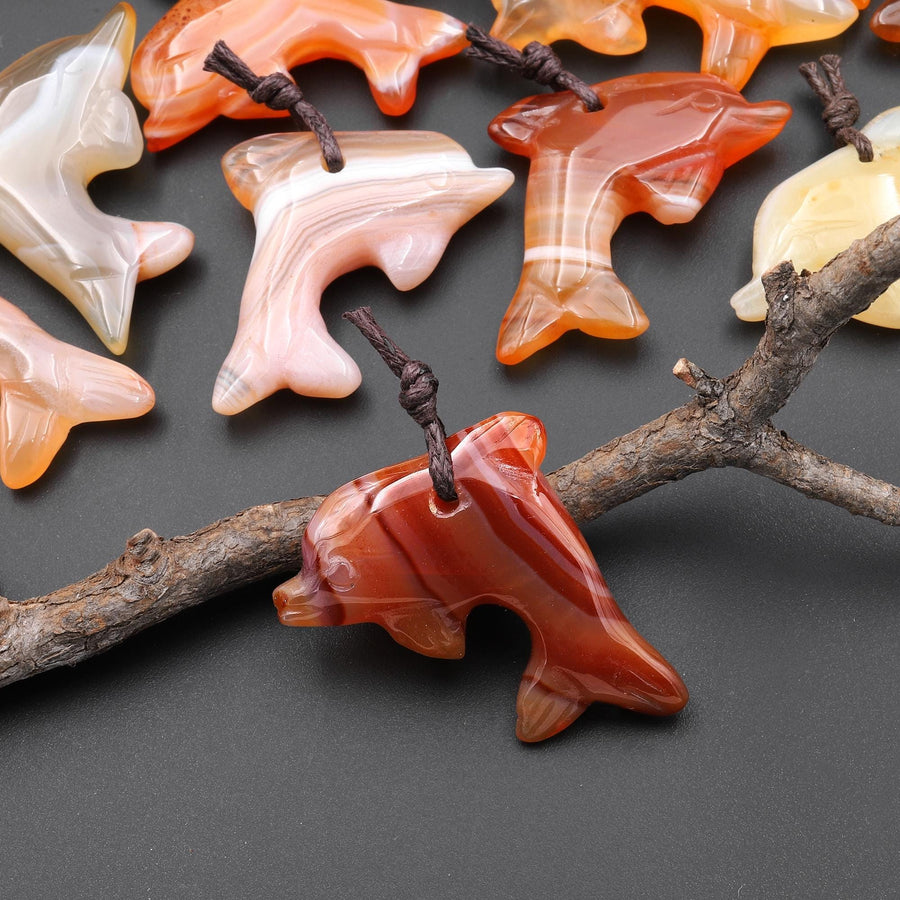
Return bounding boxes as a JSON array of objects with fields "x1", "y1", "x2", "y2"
[
  {"x1": 488, "y1": 72, "x2": 791, "y2": 364},
  {"x1": 274, "y1": 412, "x2": 688, "y2": 742}
]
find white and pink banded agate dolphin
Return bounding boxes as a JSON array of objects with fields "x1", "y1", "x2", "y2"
[
  {"x1": 0, "y1": 3, "x2": 194, "y2": 355},
  {"x1": 0, "y1": 296, "x2": 155, "y2": 489},
  {"x1": 213, "y1": 131, "x2": 513, "y2": 414}
]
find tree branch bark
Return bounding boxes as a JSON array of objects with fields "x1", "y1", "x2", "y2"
[{"x1": 3, "y1": 218, "x2": 900, "y2": 690}]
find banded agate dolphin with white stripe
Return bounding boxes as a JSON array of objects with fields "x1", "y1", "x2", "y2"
[
  {"x1": 0, "y1": 296, "x2": 154, "y2": 489},
  {"x1": 488, "y1": 73, "x2": 790, "y2": 364},
  {"x1": 0, "y1": 4, "x2": 194, "y2": 355},
  {"x1": 213, "y1": 132, "x2": 513, "y2": 414},
  {"x1": 131, "y1": 0, "x2": 468, "y2": 151}
]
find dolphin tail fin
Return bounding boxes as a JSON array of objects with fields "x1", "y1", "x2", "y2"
[
  {"x1": 0, "y1": 355, "x2": 154, "y2": 489},
  {"x1": 496, "y1": 263, "x2": 649, "y2": 364},
  {"x1": 516, "y1": 676, "x2": 588, "y2": 743},
  {"x1": 701, "y1": 21, "x2": 768, "y2": 91},
  {"x1": 213, "y1": 310, "x2": 361, "y2": 414}
]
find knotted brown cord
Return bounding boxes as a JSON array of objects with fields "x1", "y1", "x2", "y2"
[
  {"x1": 464, "y1": 24, "x2": 601, "y2": 112},
  {"x1": 343, "y1": 307, "x2": 458, "y2": 503},
  {"x1": 799, "y1": 55, "x2": 873, "y2": 162},
  {"x1": 203, "y1": 40, "x2": 345, "y2": 172}
]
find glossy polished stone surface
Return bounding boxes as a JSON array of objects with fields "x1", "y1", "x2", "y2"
[
  {"x1": 731, "y1": 106, "x2": 900, "y2": 328},
  {"x1": 488, "y1": 73, "x2": 790, "y2": 364},
  {"x1": 489, "y1": 0, "x2": 865, "y2": 89},
  {"x1": 213, "y1": 131, "x2": 513, "y2": 413},
  {"x1": 0, "y1": 296, "x2": 154, "y2": 489},
  {"x1": 0, "y1": 3, "x2": 194, "y2": 355},
  {"x1": 274, "y1": 412, "x2": 688, "y2": 742},
  {"x1": 872, "y1": 0, "x2": 900, "y2": 39},
  {"x1": 131, "y1": 0, "x2": 468, "y2": 151}
]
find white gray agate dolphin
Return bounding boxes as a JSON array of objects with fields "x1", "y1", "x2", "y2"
[{"x1": 0, "y1": 3, "x2": 194, "y2": 354}]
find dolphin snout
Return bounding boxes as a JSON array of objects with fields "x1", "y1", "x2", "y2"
[
  {"x1": 273, "y1": 567, "x2": 342, "y2": 626},
  {"x1": 616, "y1": 659, "x2": 689, "y2": 716}
]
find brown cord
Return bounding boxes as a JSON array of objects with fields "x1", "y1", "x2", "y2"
[
  {"x1": 464, "y1": 24, "x2": 601, "y2": 112},
  {"x1": 343, "y1": 307, "x2": 458, "y2": 503},
  {"x1": 799, "y1": 55, "x2": 873, "y2": 162},
  {"x1": 203, "y1": 40, "x2": 345, "y2": 172}
]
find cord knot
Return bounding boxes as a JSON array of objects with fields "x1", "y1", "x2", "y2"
[
  {"x1": 799, "y1": 55, "x2": 873, "y2": 162},
  {"x1": 249, "y1": 72, "x2": 301, "y2": 110},
  {"x1": 520, "y1": 42, "x2": 564, "y2": 86},
  {"x1": 399, "y1": 361, "x2": 439, "y2": 428}
]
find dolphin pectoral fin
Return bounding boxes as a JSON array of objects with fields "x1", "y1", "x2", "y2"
[
  {"x1": 134, "y1": 221, "x2": 194, "y2": 281},
  {"x1": 496, "y1": 264, "x2": 648, "y2": 364},
  {"x1": 700, "y1": 18, "x2": 769, "y2": 90},
  {"x1": 634, "y1": 154, "x2": 722, "y2": 223},
  {"x1": 359, "y1": 50, "x2": 421, "y2": 117},
  {"x1": 730, "y1": 278, "x2": 768, "y2": 322},
  {"x1": 516, "y1": 677, "x2": 588, "y2": 743},
  {"x1": 373, "y1": 228, "x2": 453, "y2": 292},
  {"x1": 380, "y1": 601, "x2": 466, "y2": 659},
  {"x1": 0, "y1": 393, "x2": 71, "y2": 489}
]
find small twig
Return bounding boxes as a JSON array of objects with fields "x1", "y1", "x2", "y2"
[
  {"x1": 464, "y1": 24, "x2": 601, "y2": 112},
  {"x1": 799, "y1": 54, "x2": 873, "y2": 162},
  {"x1": 203, "y1": 40, "x2": 344, "y2": 172},
  {"x1": 3, "y1": 218, "x2": 900, "y2": 689},
  {"x1": 343, "y1": 307, "x2": 457, "y2": 503}
]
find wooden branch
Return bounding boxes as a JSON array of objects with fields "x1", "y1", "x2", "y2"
[{"x1": 3, "y1": 217, "x2": 900, "y2": 690}]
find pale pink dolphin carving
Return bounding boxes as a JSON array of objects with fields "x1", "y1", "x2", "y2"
[
  {"x1": 0, "y1": 296, "x2": 155, "y2": 489},
  {"x1": 212, "y1": 131, "x2": 513, "y2": 414},
  {"x1": 0, "y1": 4, "x2": 194, "y2": 354},
  {"x1": 131, "y1": 0, "x2": 469, "y2": 151}
]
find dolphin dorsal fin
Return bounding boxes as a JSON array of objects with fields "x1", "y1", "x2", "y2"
[{"x1": 451, "y1": 413, "x2": 547, "y2": 477}]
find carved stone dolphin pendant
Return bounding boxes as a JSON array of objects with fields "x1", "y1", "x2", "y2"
[
  {"x1": 488, "y1": 73, "x2": 790, "y2": 364},
  {"x1": 213, "y1": 132, "x2": 513, "y2": 414},
  {"x1": 488, "y1": 0, "x2": 865, "y2": 90},
  {"x1": 0, "y1": 296, "x2": 154, "y2": 489},
  {"x1": 274, "y1": 412, "x2": 688, "y2": 742},
  {"x1": 131, "y1": 0, "x2": 468, "y2": 151},
  {"x1": 731, "y1": 106, "x2": 900, "y2": 329},
  {"x1": 0, "y1": 3, "x2": 194, "y2": 355}
]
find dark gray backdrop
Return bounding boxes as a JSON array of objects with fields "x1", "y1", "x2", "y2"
[{"x1": 1, "y1": 1, "x2": 898, "y2": 897}]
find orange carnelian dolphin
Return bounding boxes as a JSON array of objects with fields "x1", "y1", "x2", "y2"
[
  {"x1": 274, "y1": 412, "x2": 688, "y2": 742},
  {"x1": 131, "y1": 0, "x2": 468, "y2": 151},
  {"x1": 488, "y1": 73, "x2": 790, "y2": 365},
  {"x1": 490, "y1": 0, "x2": 867, "y2": 90}
]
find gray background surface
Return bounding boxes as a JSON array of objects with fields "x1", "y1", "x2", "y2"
[{"x1": 1, "y1": 0, "x2": 898, "y2": 897}]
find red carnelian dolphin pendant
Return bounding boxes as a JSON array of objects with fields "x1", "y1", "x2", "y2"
[
  {"x1": 274, "y1": 412, "x2": 688, "y2": 742},
  {"x1": 489, "y1": 72, "x2": 790, "y2": 364}
]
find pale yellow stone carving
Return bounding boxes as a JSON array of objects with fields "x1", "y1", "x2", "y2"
[{"x1": 731, "y1": 107, "x2": 900, "y2": 328}]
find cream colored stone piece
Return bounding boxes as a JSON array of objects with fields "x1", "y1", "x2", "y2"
[
  {"x1": 212, "y1": 131, "x2": 513, "y2": 414},
  {"x1": 0, "y1": 296, "x2": 155, "y2": 489},
  {"x1": 0, "y1": 3, "x2": 194, "y2": 355},
  {"x1": 731, "y1": 106, "x2": 900, "y2": 328}
]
